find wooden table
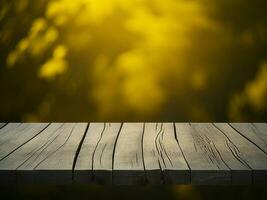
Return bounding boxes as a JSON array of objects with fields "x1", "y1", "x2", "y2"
[{"x1": 0, "y1": 123, "x2": 267, "y2": 185}]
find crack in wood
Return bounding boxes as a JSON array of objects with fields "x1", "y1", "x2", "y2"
[
  {"x1": 16, "y1": 123, "x2": 64, "y2": 169},
  {"x1": 0, "y1": 123, "x2": 267, "y2": 184},
  {"x1": 0, "y1": 123, "x2": 50, "y2": 162},
  {"x1": 229, "y1": 123, "x2": 267, "y2": 155},
  {"x1": 33, "y1": 124, "x2": 75, "y2": 169},
  {"x1": 92, "y1": 123, "x2": 106, "y2": 180},
  {"x1": 72, "y1": 123, "x2": 90, "y2": 182},
  {"x1": 111, "y1": 123, "x2": 123, "y2": 184}
]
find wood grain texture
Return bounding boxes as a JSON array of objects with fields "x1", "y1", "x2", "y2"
[
  {"x1": 0, "y1": 123, "x2": 49, "y2": 160},
  {"x1": 175, "y1": 123, "x2": 229, "y2": 184},
  {"x1": 0, "y1": 122, "x2": 267, "y2": 185},
  {"x1": 0, "y1": 123, "x2": 87, "y2": 184},
  {"x1": 175, "y1": 123, "x2": 252, "y2": 184},
  {"x1": 74, "y1": 123, "x2": 122, "y2": 184},
  {"x1": 191, "y1": 123, "x2": 251, "y2": 184},
  {"x1": 113, "y1": 123, "x2": 145, "y2": 185},
  {"x1": 0, "y1": 123, "x2": 7, "y2": 129},
  {"x1": 143, "y1": 123, "x2": 189, "y2": 184},
  {"x1": 0, "y1": 123, "x2": 21, "y2": 136},
  {"x1": 214, "y1": 123, "x2": 267, "y2": 184},
  {"x1": 230, "y1": 123, "x2": 267, "y2": 154}
]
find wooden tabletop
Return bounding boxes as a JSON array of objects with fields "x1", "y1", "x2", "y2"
[{"x1": 0, "y1": 123, "x2": 267, "y2": 185}]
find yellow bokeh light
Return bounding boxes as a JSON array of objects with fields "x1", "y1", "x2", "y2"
[
  {"x1": 3, "y1": 0, "x2": 266, "y2": 121},
  {"x1": 38, "y1": 45, "x2": 68, "y2": 79}
]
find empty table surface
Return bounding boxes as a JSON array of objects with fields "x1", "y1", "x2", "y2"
[{"x1": 0, "y1": 123, "x2": 267, "y2": 185}]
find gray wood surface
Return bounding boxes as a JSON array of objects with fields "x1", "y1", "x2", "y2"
[
  {"x1": 0, "y1": 122, "x2": 267, "y2": 185},
  {"x1": 0, "y1": 123, "x2": 49, "y2": 160},
  {"x1": 230, "y1": 123, "x2": 267, "y2": 154},
  {"x1": 175, "y1": 123, "x2": 231, "y2": 184},
  {"x1": 143, "y1": 123, "x2": 189, "y2": 184},
  {"x1": 215, "y1": 123, "x2": 267, "y2": 184},
  {"x1": 0, "y1": 123, "x2": 7, "y2": 129},
  {"x1": 74, "y1": 123, "x2": 122, "y2": 184},
  {"x1": 0, "y1": 123, "x2": 21, "y2": 136},
  {"x1": 0, "y1": 123, "x2": 87, "y2": 184},
  {"x1": 113, "y1": 123, "x2": 145, "y2": 184}
]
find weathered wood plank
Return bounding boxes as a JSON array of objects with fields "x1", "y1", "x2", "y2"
[
  {"x1": 92, "y1": 123, "x2": 122, "y2": 183},
  {"x1": 230, "y1": 123, "x2": 267, "y2": 154},
  {"x1": 0, "y1": 124, "x2": 63, "y2": 168},
  {"x1": 0, "y1": 123, "x2": 49, "y2": 160},
  {"x1": 142, "y1": 123, "x2": 161, "y2": 184},
  {"x1": 215, "y1": 123, "x2": 267, "y2": 184},
  {"x1": 0, "y1": 123, "x2": 87, "y2": 184},
  {"x1": 0, "y1": 122, "x2": 267, "y2": 185},
  {"x1": 74, "y1": 123, "x2": 106, "y2": 183},
  {"x1": 175, "y1": 123, "x2": 229, "y2": 184},
  {"x1": 113, "y1": 123, "x2": 145, "y2": 184},
  {"x1": 74, "y1": 123, "x2": 121, "y2": 184},
  {"x1": 143, "y1": 123, "x2": 189, "y2": 184},
  {"x1": 0, "y1": 123, "x2": 62, "y2": 183},
  {"x1": 0, "y1": 123, "x2": 21, "y2": 136},
  {"x1": 191, "y1": 123, "x2": 253, "y2": 184},
  {"x1": 253, "y1": 123, "x2": 267, "y2": 136},
  {"x1": 175, "y1": 123, "x2": 252, "y2": 184},
  {"x1": 0, "y1": 123, "x2": 7, "y2": 129}
]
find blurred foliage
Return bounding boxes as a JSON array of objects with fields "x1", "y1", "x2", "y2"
[{"x1": 1, "y1": 0, "x2": 267, "y2": 121}]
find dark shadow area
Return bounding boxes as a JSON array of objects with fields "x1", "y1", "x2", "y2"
[{"x1": 0, "y1": 185, "x2": 267, "y2": 200}]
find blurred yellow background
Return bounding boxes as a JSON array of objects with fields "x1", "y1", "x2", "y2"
[{"x1": 0, "y1": 0, "x2": 267, "y2": 121}]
